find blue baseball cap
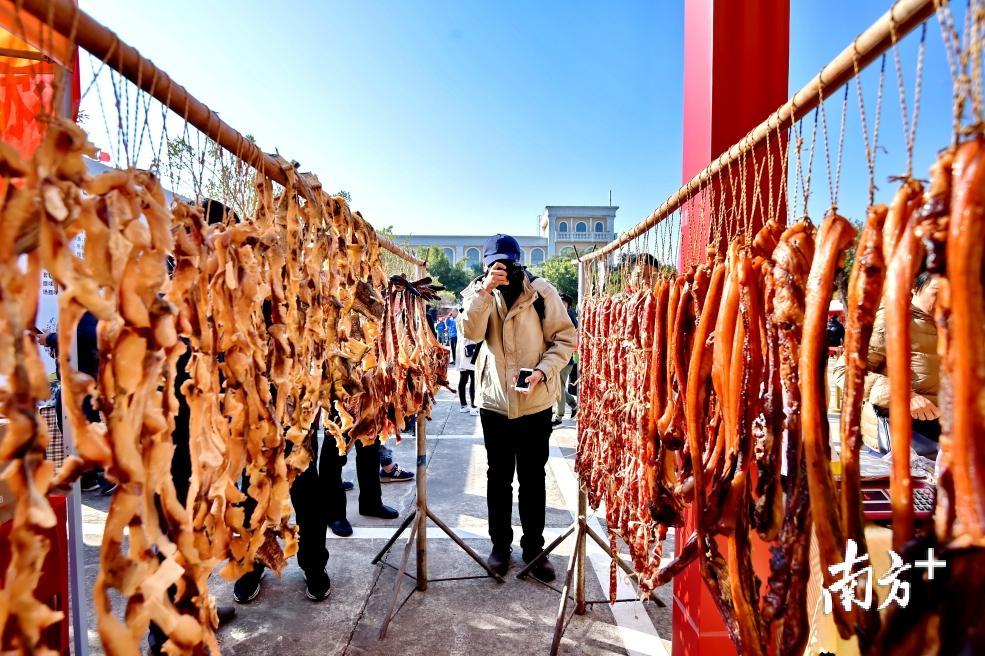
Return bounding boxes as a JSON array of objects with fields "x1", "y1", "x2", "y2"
[{"x1": 483, "y1": 234, "x2": 522, "y2": 266}]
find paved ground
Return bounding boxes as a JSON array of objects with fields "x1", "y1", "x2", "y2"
[{"x1": 74, "y1": 367, "x2": 673, "y2": 655}]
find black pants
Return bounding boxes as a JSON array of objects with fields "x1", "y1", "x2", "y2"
[
  {"x1": 323, "y1": 439, "x2": 384, "y2": 524},
  {"x1": 237, "y1": 421, "x2": 368, "y2": 575},
  {"x1": 449, "y1": 336, "x2": 458, "y2": 363},
  {"x1": 480, "y1": 408, "x2": 552, "y2": 557},
  {"x1": 458, "y1": 370, "x2": 475, "y2": 407}
]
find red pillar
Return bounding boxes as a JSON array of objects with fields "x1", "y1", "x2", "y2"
[
  {"x1": 678, "y1": 0, "x2": 789, "y2": 269},
  {"x1": 674, "y1": 2, "x2": 789, "y2": 655}
]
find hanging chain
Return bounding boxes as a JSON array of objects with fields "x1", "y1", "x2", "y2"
[
  {"x1": 817, "y1": 83, "x2": 848, "y2": 212},
  {"x1": 779, "y1": 123, "x2": 791, "y2": 224},
  {"x1": 792, "y1": 119, "x2": 806, "y2": 221},
  {"x1": 936, "y1": 0, "x2": 965, "y2": 141},
  {"x1": 891, "y1": 18, "x2": 927, "y2": 176},
  {"x1": 855, "y1": 52, "x2": 887, "y2": 207},
  {"x1": 969, "y1": 0, "x2": 985, "y2": 127}
]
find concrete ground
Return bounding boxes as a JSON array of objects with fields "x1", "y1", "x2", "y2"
[{"x1": 75, "y1": 366, "x2": 673, "y2": 655}]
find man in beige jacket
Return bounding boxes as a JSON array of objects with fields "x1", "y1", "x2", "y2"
[{"x1": 461, "y1": 234, "x2": 577, "y2": 581}]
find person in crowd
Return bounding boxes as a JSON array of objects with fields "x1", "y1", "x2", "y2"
[
  {"x1": 426, "y1": 305, "x2": 438, "y2": 334},
  {"x1": 435, "y1": 314, "x2": 448, "y2": 346},
  {"x1": 552, "y1": 294, "x2": 579, "y2": 427},
  {"x1": 322, "y1": 436, "x2": 405, "y2": 538},
  {"x1": 623, "y1": 252, "x2": 660, "y2": 292},
  {"x1": 342, "y1": 443, "x2": 415, "y2": 491},
  {"x1": 151, "y1": 199, "x2": 239, "y2": 652},
  {"x1": 38, "y1": 311, "x2": 116, "y2": 495},
  {"x1": 827, "y1": 313, "x2": 846, "y2": 349},
  {"x1": 149, "y1": 340, "x2": 235, "y2": 653},
  {"x1": 461, "y1": 234, "x2": 576, "y2": 582},
  {"x1": 446, "y1": 308, "x2": 459, "y2": 365},
  {"x1": 834, "y1": 271, "x2": 941, "y2": 456},
  {"x1": 234, "y1": 414, "x2": 335, "y2": 604},
  {"x1": 455, "y1": 307, "x2": 479, "y2": 415}
]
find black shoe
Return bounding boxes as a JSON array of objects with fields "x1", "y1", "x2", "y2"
[
  {"x1": 80, "y1": 472, "x2": 100, "y2": 492},
  {"x1": 329, "y1": 518, "x2": 353, "y2": 537},
  {"x1": 523, "y1": 554, "x2": 556, "y2": 583},
  {"x1": 342, "y1": 481, "x2": 354, "y2": 492},
  {"x1": 359, "y1": 504, "x2": 399, "y2": 520},
  {"x1": 570, "y1": 408, "x2": 578, "y2": 420},
  {"x1": 488, "y1": 546, "x2": 511, "y2": 577},
  {"x1": 233, "y1": 565, "x2": 264, "y2": 604},
  {"x1": 551, "y1": 418, "x2": 563, "y2": 427},
  {"x1": 304, "y1": 568, "x2": 331, "y2": 601},
  {"x1": 216, "y1": 605, "x2": 236, "y2": 627},
  {"x1": 98, "y1": 478, "x2": 118, "y2": 495}
]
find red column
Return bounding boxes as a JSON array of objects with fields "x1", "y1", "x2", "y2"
[
  {"x1": 678, "y1": 0, "x2": 789, "y2": 269},
  {"x1": 674, "y1": 1, "x2": 789, "y2": 655}
]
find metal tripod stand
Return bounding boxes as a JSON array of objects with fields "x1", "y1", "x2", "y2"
[
  {"x1": 516, "y1": 487, "x2": 665, "y2": 655},
  {"x1": 373, "y1": 414, "x2": 504, "y2": 639}
]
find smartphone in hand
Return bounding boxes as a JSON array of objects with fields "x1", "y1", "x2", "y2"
[{"x1": 514, "y1": 368, "x2": 534, "y2": 393}]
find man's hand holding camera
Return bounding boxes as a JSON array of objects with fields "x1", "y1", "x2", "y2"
[{"x1": 482, "y1": 262, "x2": 509, "y2": 293}]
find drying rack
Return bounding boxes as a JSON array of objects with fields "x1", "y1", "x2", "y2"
[{"x1": 372, "y1": 413, "x2": 505, "y2": 639}]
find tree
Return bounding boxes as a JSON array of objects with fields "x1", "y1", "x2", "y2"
[
  {"x1": 531, "y1": 256, "x2": 578, "y2": 303},
  {"x1": 166, "y1": 135, "x2": 258, "y2": 218},
  {"x1": 416, "y1": 246, "x2": 471, "y2": 297}
]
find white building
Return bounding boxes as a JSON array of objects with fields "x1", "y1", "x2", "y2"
[{"x1": 393, "y1": 205, "x2": 618, "y2": 268}]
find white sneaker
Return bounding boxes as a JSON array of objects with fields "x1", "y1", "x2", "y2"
[
  {"x1": 469, "y1": 407, "x2": 479, "y2": 416},
  {"x1": 459, "y1": 406, "x2": 470, "y2": 413}
]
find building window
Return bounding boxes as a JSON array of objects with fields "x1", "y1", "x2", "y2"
[
  {"x1": 575, "y1": 221, "x2": 587, "y2": 233},
  {"x1": 560, "y1": 246, "x2": 576, "y2": 259},
  {"x1": 530, "y1": 248, "x2": 545, "y2": 265},
  {"x1": 465, "y1": 247, "x2": 481, "y2": 268},
  {"x1": 518, "y1": 249, "x2": 526, "y2": 265},
  {"x1": 443, "y1": 247, "x2": 454, "y2": 262},
  {"x1": 557, "y1": 221, "x2": 569, "y2": 234},
  {"x1": 595, "y1": 221, "x2": 605, "y2": 234}
]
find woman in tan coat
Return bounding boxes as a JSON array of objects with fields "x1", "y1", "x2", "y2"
[{"x1": 834, "y1": 272, "x2": 941, "y2": 455}]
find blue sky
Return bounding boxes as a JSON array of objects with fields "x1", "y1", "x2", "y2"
[{"x1": 78, "y1": 1, "x2": 962, "y2": 238}]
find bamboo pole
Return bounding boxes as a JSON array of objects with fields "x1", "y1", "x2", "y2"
[
  {"x1": 581, "y1": 0, "x2": 936, "y2": 263},
  {"x1": 379, "y1": 234, "x2": 426, "y2": 268}
]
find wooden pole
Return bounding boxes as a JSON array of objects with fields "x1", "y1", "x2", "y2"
[
  {"x1": 379, "y1": 235, "x2": 426, "y2": 268},
  {"x1": 574, "y1": 489, "x2": 587, "y2": 615},
  {"x1": 54, "y1": 62, "x2": 90, "y2": 656},
  {"x1": 415, "y1": 413, "x2": 428, "y2": 591},
  {"x1": 581, "y1": 0, "x2": 936, "y2": 264}
]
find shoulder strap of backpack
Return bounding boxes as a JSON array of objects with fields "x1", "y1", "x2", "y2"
[{"x1": 524, "y1": 270, "x2": 547, "y2": 321}]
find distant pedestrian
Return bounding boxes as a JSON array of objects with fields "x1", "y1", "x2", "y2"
[
  {"x1": 553, "y1": 294, "x2": 578, "y2": 427},
  {"x1": 446, "y1": 309, "x2": 459, "y2": 364},
  {"x1": 435, "y1": 315, "x2": 447, "y2": 345},
  {"x1": 455, "y1": 308, "x2": 479, "y2": 415},
  {"x1": 827, "y1": 313, "x2": 845, "y2": 348}
]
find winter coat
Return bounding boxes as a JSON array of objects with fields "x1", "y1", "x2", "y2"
[
  {"x1": 833, "y1": 305, "x2": 939, "y2": 450},
  {"x1": 455, "y1": 316, "x2": 476, "y2": 372},
  {"x1": 460, "y1": 274, "x2": 576, "y2": 419}
]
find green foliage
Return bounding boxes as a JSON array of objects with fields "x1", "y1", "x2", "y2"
[
  {"x1": 336, "y1": 190, "x2": 353, "y2": 203},
  {"x1": 416, "y1": 246, "x2": 472, "y2": 297},
  {"x1": 531, "y1": 255, "x2": 578, "y2": 303}
]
